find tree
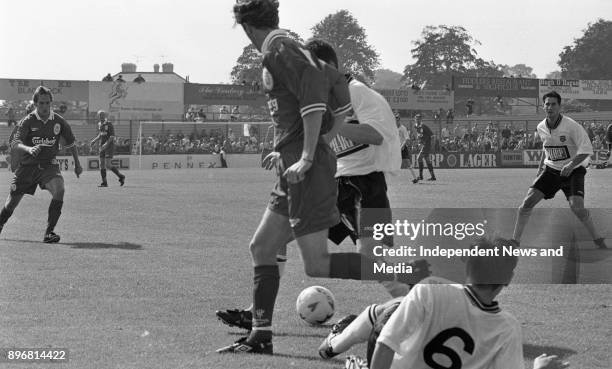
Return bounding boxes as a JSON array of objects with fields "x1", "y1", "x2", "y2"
[
  {"x1": 545, "y1": 70, "x2": 563, "y2": 79},
  {"x1": 402, "y1": 25, "x2": 502, "y2": 89},
  {"x1": 371, "y1": 69, "x2": 404, "y2": 89},
  {"x1": 311, "y1": 10, "x2": 380, "y2": 82},
  {"x1": 558, "y1": 19, "x2": 612, "y2": 79},
  {"x1": 500, "y1": 64, "x2": 537, "y2": 78},
  {"x1": 230, "y1": 31, "x2": 303, "y2": 84}
]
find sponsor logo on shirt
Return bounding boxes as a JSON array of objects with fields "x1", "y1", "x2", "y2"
[
  {"x1": 329, "y1": 134, "x2": 369, "y2": 158},
  {"x1": 544, "y1": 145, "x2": 570, "y2": 161}
]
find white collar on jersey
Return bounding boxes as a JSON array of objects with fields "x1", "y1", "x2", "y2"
[
  {"x1": 261, "y1": 29, "x2": 289, "y2": 54},
  {"x1": 34, "y1": 109, "x2": 55, "y2": 124}
]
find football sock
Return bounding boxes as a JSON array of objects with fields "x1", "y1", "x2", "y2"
[
  {"x1": 428, "y1": 163, "x2": 435, "y2": 177},
  {"x1": 46, "y1": 200, "x2": 63, "y2": 234},
  {"x1": 100, "y1": 168, "x2": 107, "y2": 182},
  {"x1": 0, "y1": 206, "x2": 14, "y2": 226},
  {"x1": 329, "y1": 305, "x2": 376, "y2": 354},
  {"x1": 248, "y1": 265, "x2": 279, "y2": 343},
  {"x1": 110, "y1": 167, "x2": 121, "y2": 178},
  {"x1": 418, "y1": 161, "x2": 424, "y2": 177},
  {"x1": 328, "y1": 253, "x2": 393, "y2": 282},
  {"x1": 276, "y1": 255, "x2": 287, "y2": 277}
]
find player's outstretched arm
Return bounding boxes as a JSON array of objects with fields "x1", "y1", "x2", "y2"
[
  {"x1": 68, "y1": 146, "x2": 83, "y2": 178},
  {"x1": 339, "y1": 122, "x2": 383, "y2": 145},
  {"x1": 90, "y1": 134, "x2": 101, "y2": 146}
]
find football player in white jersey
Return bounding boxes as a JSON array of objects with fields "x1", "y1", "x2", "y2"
[
  {"x1": 370, "y1": 237, "x2": 567, "y2": 369},
  {"x1": 512, "y1": 91, "x2": 607, "y2": 249}
]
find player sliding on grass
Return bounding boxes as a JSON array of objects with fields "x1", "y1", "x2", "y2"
[
  {"x1": 0, "y1": 86, "x2": 82, "y2": 243},
  {"x1": 216, "y1": 0, "x2": 430, "y2": 355},
  {"x1": 321, "y1": 237, "x2": 568, "y2": 369},
  {"x1": 511, "y1": 91, "x2": 607, "y2": 249}
]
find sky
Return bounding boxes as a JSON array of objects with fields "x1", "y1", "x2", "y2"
[{"x1": 2, "y1": 0, "x2": 611, "y2": 83}]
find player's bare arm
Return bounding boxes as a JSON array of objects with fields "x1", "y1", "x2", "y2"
[
  {"x1": 370, "y1": 342, "x2": 394, "y2": 369},
  {"x1": 321, "y1": 112, "x2": 348, "y2": 144},
  {"x1": 338, "y1": 123, "x2": 383, "y2": 145},
  {"x1": 283, "y1": 110, "x2": 323, "y2": 184},
  {"x1": 68, "y1": 145, "x2": 83, "y2": 178},
  {"x1": 560, "y1": 153, "x2": 590, "y2": 177},
  {"x1": 90, "y1": 133, "x2": 101, "y2": 145}
]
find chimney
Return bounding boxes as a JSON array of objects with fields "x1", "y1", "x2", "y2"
[
  {"x1": 153, "y1": 64, "x2": 160, "y2": 73},
  {"x1": 162, "y1": 62, "x2": 174, "y2": 73},
  {"x1": 121, "y1": 63, "x2": 137, "y2": 73}
]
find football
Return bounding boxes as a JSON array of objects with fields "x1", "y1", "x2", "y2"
[{"x1": 296, "y1": 286, "x2": 336, "y2": 325}]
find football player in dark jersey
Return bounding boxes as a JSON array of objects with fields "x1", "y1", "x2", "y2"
[
  {"x1": 91, "y1": 110, "x2": 125, "y2": 187},
  {"x1": 217, "y1": 0, "x2": 429, "y2": 355},
  {"x1": 0, "y1": 86, "x2": 82, "y2": 243},
  {"x1": 415, "y1": 113, "x2": 436, "y2": 181}
]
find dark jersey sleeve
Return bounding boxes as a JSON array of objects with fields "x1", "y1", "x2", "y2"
[
  {"x1": 422, "y1": 124, "x2": 433, "y2": 139},
  {"x1": 328, "y1": 68, "x2": 352, "y2": 117},
  {"x1": 11, "y1": 117, "x2": 30, "y2": 148},
  {"x1": 267, "y1": 42, "x2": 328, "y2": 117},
  {"x1": 60, "y1": 118, "x2": 76, "y2": 148}
]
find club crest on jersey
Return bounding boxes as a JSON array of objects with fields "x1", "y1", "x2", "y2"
[
  {"x1": 559, "y1": 135, "x2": 566, "y2": 142},
  {"x1": 53, "y1": 123, "x2": 61, "y2": 135},
  {"x1": 262, "y1": 67, "x2": 274, "y2": 90}
]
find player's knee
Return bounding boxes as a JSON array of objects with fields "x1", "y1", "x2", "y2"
[
  {"x1": 249, "y1": 239, "x2": 275, "y2": 264},
  {"x1": 52, "y1": 186, "x2": 65, "y2": 201},
  {"x1": 570, "y1": 205, "x2": 589, "y2": 221}
]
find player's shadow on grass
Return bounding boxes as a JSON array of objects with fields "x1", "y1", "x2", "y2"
[
  {"x1": 523, "y1": 343, "x2": 576, "y2": 360},
  {"x1": 65, "y1": 241, "x2": 143, "y2": 250}
]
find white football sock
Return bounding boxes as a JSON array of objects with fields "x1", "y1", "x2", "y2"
[{"x1": 328, "y1": 304, "x2": 376, "y2": 354}]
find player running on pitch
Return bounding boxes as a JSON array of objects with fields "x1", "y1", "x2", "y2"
[
  {"x1": 512, "y1": 91, "x2": 607, "y2": 249},
  {"x1": 91, "y1": 110, "x2": 125, "y2": 187},
  {"x1": 0, "y1": 86, "x2": 82, "y2": 243}
]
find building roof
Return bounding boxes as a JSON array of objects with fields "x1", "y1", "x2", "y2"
[{"x1": 112, "y1": 72, "x2": 187, "y2": 83}]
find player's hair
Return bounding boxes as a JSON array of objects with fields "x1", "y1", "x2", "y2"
[
  {"x1": 305, "y1": 39, "x2": 339, "y2": 69},
  {"x1": 542, "y1": 91, "x2": 562, "y2": 105},
  {"x1": 465, "y1": 237, "x2": 518, "y2": 288},
  {"x1": 32, "y1": 86, "x2": 53, "y2": 103},
  {"x1": 25, "y1": 102, "x2": 35, "y2": 114},
  {"x1": 233, "y1": 0, "x2": 279, "y2": 29}
]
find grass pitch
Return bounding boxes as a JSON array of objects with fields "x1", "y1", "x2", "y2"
[{"x1": 0, "y1": 168, "x2": 611, "y2": 369}]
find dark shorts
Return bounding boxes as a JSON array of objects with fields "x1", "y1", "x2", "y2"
[
  {"x1": 328, "y1": 171, "x2": 393, "y2": 246},
  {"x1": 418, "y1": 145, "x2": 431, "y2": 158},
  {"x1": 100, "y1": 146, "x2": 114, "y2": 159},
  {"x1": 401, "y1": 146, "x2": 411, "y2": 160},
  {"x1": 532, "y1": 165, "x2": 586, "y2": 200},
  {"x1": 268, "y1": 142, "x2": 339, "y2": 238},
  {"x1": 11, "y1": 163, "x2": 62, "y2": 196}
]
